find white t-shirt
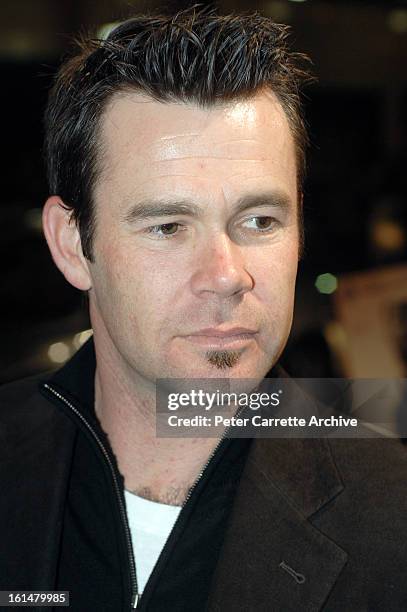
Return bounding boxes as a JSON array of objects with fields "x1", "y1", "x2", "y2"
[{"x1": 124, "y1": 490, "x2": 182, "y2": 594}]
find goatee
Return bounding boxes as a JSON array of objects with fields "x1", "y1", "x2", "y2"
[{"x1": 205, "y1": 350, "x2": 241, "y2": 370}]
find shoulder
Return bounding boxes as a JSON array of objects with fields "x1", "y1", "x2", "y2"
[
  {"x1": 0, "y1": 370, "x2": 64, "y2": 437},
  {"x1": 317, "y1": 437, "x2": 407, "y2": 546},
  {"x1": 328, "y1": 436, "x2": 407, "y2": 491},
  {"x1": 0, "y1": 372, "x2": 50, "y2": 403},
  {"x1": 0, "y1": 371, "x2": 54, "y2": 415}
]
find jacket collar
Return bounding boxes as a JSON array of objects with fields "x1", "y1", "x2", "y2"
[{"x1": 45, "y1": 336, "x2": 96, "y2": 417}]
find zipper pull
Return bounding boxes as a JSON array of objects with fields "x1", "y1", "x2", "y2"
[{"x1": 132, "y1": 593, "x2": 139, "y2": 609}]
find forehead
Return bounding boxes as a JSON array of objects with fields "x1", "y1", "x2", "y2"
[{"x1": 96, "y1": 89, "x2": 297, "y2": 205}]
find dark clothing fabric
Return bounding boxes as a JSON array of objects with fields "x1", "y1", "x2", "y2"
[
  {"x1": 2, "y1": 340, "x2": 407, "y2": 611},
  {"x1": 48, "y1": 340, "x2": 252, "y2": 611},
  {"x1": 55, "y1": 405, "x2": 251, "y2": 612},
  {"x1": 1, "y1": 340, "x2": 252, "y2": 611}
]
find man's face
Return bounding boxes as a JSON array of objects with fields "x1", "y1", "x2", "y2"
[{"x1": 87, "y1": 90, "x2": 299, "y2": 388}]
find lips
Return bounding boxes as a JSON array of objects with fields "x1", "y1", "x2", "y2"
[
  {"x1": 182, "y1": 327, "x2": 258, "y2": 348},
  {"x1": 188, "y1": 327, "x2": 257, "y2": 338}
]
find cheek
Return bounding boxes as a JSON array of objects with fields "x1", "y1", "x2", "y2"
[
  {"x1": 254, "y1": 244, "x2": 298, "y2": 301},
  {"x1": 96, "y1": 244, "x2": 185, "y2": 329}
]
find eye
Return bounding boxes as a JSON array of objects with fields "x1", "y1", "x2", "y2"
[
  {"x1": 145, "y1": 222, "x2": 183, "y2": 238},
  {"x1": 242, "y1": 216, "x2": 278, "y2": 232}
]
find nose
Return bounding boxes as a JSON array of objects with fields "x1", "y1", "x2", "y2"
[{"x1": 190, "y1": 233, "x2": 254, "y2": 298}]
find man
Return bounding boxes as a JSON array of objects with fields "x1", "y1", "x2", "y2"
[{"x1": 1, "y1": 7, "x2": 407, "y2": 612}]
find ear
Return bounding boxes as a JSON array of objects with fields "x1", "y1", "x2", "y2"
[{"x1": 42, "y1": 196, "x2": 92, "y2": 291}]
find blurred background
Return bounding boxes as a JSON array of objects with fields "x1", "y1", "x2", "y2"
[{"x1": 1, "y1": 0, "x2": 407, "y2": 383}]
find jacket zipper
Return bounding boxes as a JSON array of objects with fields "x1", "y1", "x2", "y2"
[
  {"x1": 43, "y1": 383, "x2": 246, "y2": 609},
  {"x1": 42, "y1": 383, "x2": 139, "y2": 609},
  {"x1": 138, "y1": 402, "x2": 248, "y2": 593}
]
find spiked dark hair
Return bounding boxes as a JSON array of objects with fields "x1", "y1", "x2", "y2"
[{"x1": 44, "y1": 6, "x2": 312, "y2": 260}]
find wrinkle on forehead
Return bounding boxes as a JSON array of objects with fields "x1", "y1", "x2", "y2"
[
  {"x1": 159, "y1": 133, "x2": 201, "y2": 141},
  {"x1": 151, "y1": 141, "x2": 285, "y2": 163},
  {"x1": 152, "y1": 155, "x2": 273, "y2": 162}
]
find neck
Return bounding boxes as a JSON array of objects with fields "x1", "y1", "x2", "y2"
[{"x1": 93, "y1": 341, "x2": 221, "y2": 507}]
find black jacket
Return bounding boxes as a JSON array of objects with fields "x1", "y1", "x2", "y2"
[{"x1": 2, "y1": 340, "x2": 407, "y2": 611}]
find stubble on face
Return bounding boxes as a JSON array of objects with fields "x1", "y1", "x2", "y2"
[{"x1": 205, "y1": 350, "x2": 241, "y2": 369}]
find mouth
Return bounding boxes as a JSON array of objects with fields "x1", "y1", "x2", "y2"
[{"x1": 182, "y1": 327, "x2": 258, "y2": 349}]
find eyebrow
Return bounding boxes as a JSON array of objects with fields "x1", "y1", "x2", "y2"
[{"x1": 122, "y1": 191, "x2": 292, "y2": 224}]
